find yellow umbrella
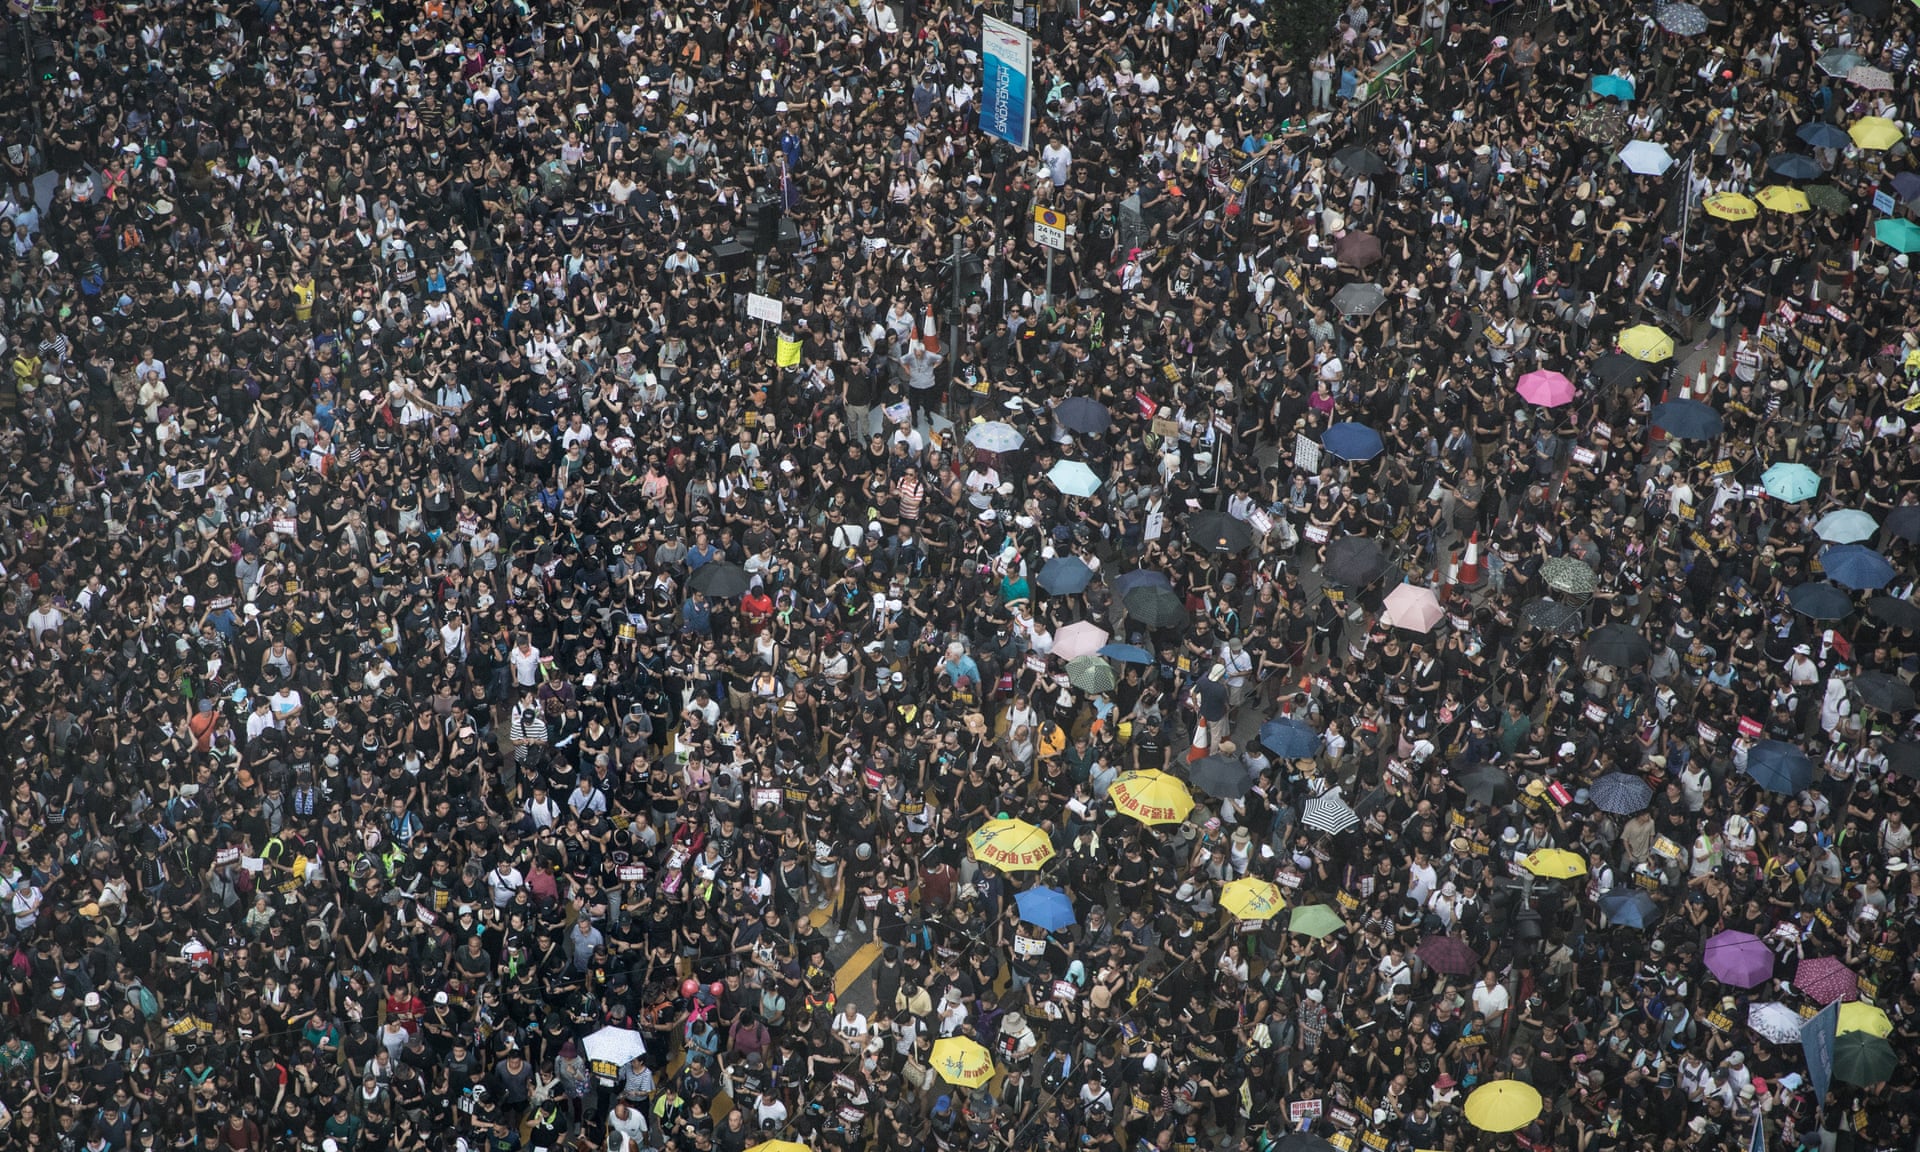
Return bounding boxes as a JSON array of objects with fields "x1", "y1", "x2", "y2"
[
  {"x1": 1219, "y1": 878, "x2": 1287, "y2": 921},
  {"x1": 1520, "y1": 848, "x2": 1588, "y2": 880},
  {"x1": 930, "y1": 1037, "x2": 996, "y2": 1086},
  {"x1": 746, "y1": 1142, "x2": 811, "y2": 1152},
  {"x1": 1849, "y1": 116, "x2": 1903, "y2": 151},
  {"x1": 1618, "y1": 324, "x2": 1675, "y2": 362},
  {"x1": 1838, "y1": 1001, "x2": 1893, "y2": 1038},
  {"x1": 1757, "y1": 185, "x2": 1811, "y2": 213},
  {"x1": 1108, "y1": 769, "x2": 1195, "y2": 826},
  {"x1": 969, "y1": 818, "x2": 1056, "y2": 871},
  {"x1": 1703, "y1": 192, "x2": 1758, "y2": 221},
  {"x1": 1464, "y1": 1081, "x2": 1544, "y2": 1133}
]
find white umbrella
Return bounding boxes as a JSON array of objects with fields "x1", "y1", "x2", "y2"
[
  {"x1": 966, "y1": 421, "x2": 1025, "y2": 453},
  {"x1": 1815, "y1": 509, "x2": 1879, "y2": 544},
  {"x1": 582, "y1": 1025, "x2": 648, "y2": 1076},
  {"x1": 1618, "y1": 140, "x2": 1675, "y2": 176},
  {"x1": 1051, "y1": 621, "x2": 1112, "y2": 662},
  {"x1": 1381, "y1": 583, "x2": 1446, "y2": 633},
  {"x1": 1747, "y1": 1002, "x2": 1804, "y2": 1045}
]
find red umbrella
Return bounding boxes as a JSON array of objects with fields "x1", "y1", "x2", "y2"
[
  {"x1": 1793, "y1": 955, "x2": 1859, "y2": 1005},
  {"x1": 1417, "y1": 934, "x2": 1480, "y2": 977}
]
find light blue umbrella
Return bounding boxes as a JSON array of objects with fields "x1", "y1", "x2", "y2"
[
  {"x1": 1590, "y1": 74, "x2": 1635, "y2": 100},
  {"x1": 1819, "y1": 545, "x2": 1897, "y2": 591},
  {"x1": 1014, "y1": 886, "x2": 1076, "y2": 932},
  {"x1": 1761, "y1": 462, "x2": 1821, "y2": 503},
  {"x1": 965, "y1": 420, "x2": 1025, "y2": 453},
  {"x1": 1048, "y1": 460, "x2": 1102, "y2": 498},
  {"x1": 1618, "y1": 139, "x2": 1674, "y2": 175},
  {"x1": 1322, "y1": 422, "x2": 1385, "y2": 461},
  {"x1": 1097, "y1": 643, "x2": 1154, "y2": 664},
  {"x1": 1815, "y1": 509, "x2": 1879, "y2": 544},
  {"x1": 1876, "y1": 217, "x2": 1920, "y2": 254}
]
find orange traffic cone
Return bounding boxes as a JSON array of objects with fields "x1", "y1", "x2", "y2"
[
  {"x1": 1458, "y1": 531, "x2": 1483, "y2": 587},
  {"x1": 1713, "y1": 340, "x2": 1729, "y2": 379}
]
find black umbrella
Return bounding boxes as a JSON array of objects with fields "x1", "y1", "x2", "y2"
[
  {"x1": 687, "y1": 561, "x2": 751, "y2": 598},
  {"x1": 1457, "y1": 764, "x2": 1517, "y2": 807},
  {"x1": 1521, "y1": 597, "x2": 1584, "y2": 635},
  {"x1": 1869, "y1": 595, "x2": 1920, "y2": 631},
  {"x1": 1586, "y1": 623, "x2": 1653, "y2": 668},
  {"x1": 1188, "y1": 755, "x2": 1254, "y2": 799},
  {"x1": 1187, "y1": 511, "x2": 1254, "y2": 554},
  {"x1": 1593, "y1": 353, "x2": 1659, "y2": 387},
  {"x1": 1324, "y1": 537, "x2": 1388, "y2": 587},
  {"x1": 1886, "y1": 742, "x2": 1920, "y2": 780},
  {"x1": 1852, "y1": 671, "x2": 1914, "y2": 714},
  {"x1": 1333, "y1": 146, "x2": 1388, "y2": 176},
  {"x1": 1650, "y1": 398, "x2": 1724, "y2": 440},
  {"x1": 1885, "y1": 505, "x2": 1920, "y2": 542},
  {"x1": 1124, "y1": 585, "x2": 1190, "y2": 628},
  {"x1": 1788, "y1": 581, "x2": 1853, "y2": 621},
  {"x1": 1054, "y1": 397, "x2": 1112, "y2": 436}
]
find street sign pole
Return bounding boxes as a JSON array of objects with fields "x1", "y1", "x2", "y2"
[{"x1": 1031, "y1": 205, "x2": 1068, "y2": 311}]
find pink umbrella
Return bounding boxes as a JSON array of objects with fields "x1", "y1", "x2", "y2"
[
  {"x1": 1517, "y1": 370, "x2": 1577, "y2": 407},
  {"x1": 1381, "y1": 583, "x2": 1446, "y2": 633},
  {"x1": 1793, "y1": 955, "x2": 1859, "y2": 1005},
  {"x1": 1050, "y1": 621, "x2": 1111, "y2": 662}
]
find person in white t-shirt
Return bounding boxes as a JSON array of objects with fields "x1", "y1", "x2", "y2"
[{"x1": 1471, "y1": 971, "x2": 1511, "y2": 1023}]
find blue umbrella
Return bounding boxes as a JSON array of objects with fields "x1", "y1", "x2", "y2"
[
  {"x1": 1743, "y1": 740, "x2": 1814, "y2": 795},
  {"x1": 1598, "y1": 888, "x2": 1661, "y2": 930},
  {"x1": 1789, "y1": 581, "x2": 1854, "y2": 621},
  {"x1": 1590, "y1": 73, "x2": 1635, "y2": 100},
  {"x1": 1037, "y1": 555, "x2": 1094, "y2": 595},
  {"x1": 1260, "y1": 718, "x2": 1322, "y2": 759},
  {"x1": 1322, "y1": 422, "x2": 1385, "y2": 461},
  {"x1": 1819, "y1": 545, "x2": 1896, "y2": 591},
  {"x1": 1885, "y1": 506, "x2": 1920, "y2": 542},
  {"x1": 1761, "y1": 462, "x2": 1821, "y2": 503},
  {"x1": 1766, "y1": 153, "x2": 1824, "y2": 180},
  {"x1": 1014, "y1": 886, "x2": 1076, "y2": 932},
  {"x1": 1048, "y1": 460, "x2": 1103, "y2": 498},
  {"x1": 1589, "y1": 772, "x2": 1653, "y2": 815},
  {"x1": 1650, "y1": 398, "x2": 1723, "y2": 440},
  {"x1": 1113, "y1": 569, "x2": 1174, "y2": 597},
  {"x1": 1097, "y1": 643, "x2": 1154, "y2": 664},
  {"x1": 1798, "y1": 122, "x2": 1852, "y2": 150},
  {"x1": 1895, "y1": 172, "x2": 1920, "y2": 204}
]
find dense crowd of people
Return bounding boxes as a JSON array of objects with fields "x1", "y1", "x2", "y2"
[{"x1": 1, "y1": 0, "x2": 1920, "y2": 1150}]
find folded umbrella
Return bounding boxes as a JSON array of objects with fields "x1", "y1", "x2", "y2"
[
  {"x1": 1618, "y1": 139, "x2": 1675, "y2": 176},
  {"x1": 1322, "y1": 421, "x2": 1385, "y2": 461},
  {"x1": 1756, "y1": 185, "x2": 1810, "y2": 213},
  {"x1": 1868, "y1": 595, "x2": 1920, "y2": 631},
  {"x1": 1590, "y1": 73, "x2": 1635, "y2": 100},
  {"x1": 1051, "y1": 621, "x2": 1111, "y2": 661},
  {"x1": 1744, "y1": 740, "x2": 1814, "y2": 794},
  {"x1": 1188, "y1": 755, "x2": 1254, "y2": 799},
  {"x1": 687, "y1": 561, "x2": 752, "y2": 598},
  {"x1": 1065, "y1": 654, "x2": 1117, "y2": 695},
  {"x1": 1788, "y1": 581, "x2": 1853, "y2": 621},
  {"x1": 1590, "y1": 771, "x2": 1654, "y2": 815},
  {"x1": 1542, "y1": 555, "x2": 1598, "y2": 595},
  {"x1": 1516, "y1": 369, "x2": 1576, "y2": 407},
  {"x1": 1833, "y1": 1032, "x2": 1897, "y2": 1086},
  {"x1": 1818, "y1": 544, "x2": 1896, "y2": 590},
  {"x1": 1703, "y1": 930, "x2": 1775, "y2": 987},
  {"x1": 1054, "y1": 396, "x2": 1112, "y2": 435},
  {"x1": 1014, "y1": 886, "x2": 1076, "y2": 932},
  {"x1": 1876, "y1": 217, "x2": 1920, "y2": 254},
  {"x1": 1097, "y1": 642, "x2": 1154, "y2": 664},
  {"x1": 1815, "y1": 509, "x2": 1879, "y2": 543},
  {"x1": 1260, "y1": 717, "x2": 1322, "y2": 759},
  {"x1": 1650, "y1": 397, "x2": 1723, "y2": 439},
  {"x1": 1457, "y1": 764, "x2": 1517, "y2": 807},
  {"x1": 1798, "y1": 121, "x2": 1853, "y2": 149},
  {"x1": 1417, "y1": 934, "x2": 1480, "y2": 977},
  {"x1": 1187, "y1": 510, "x2": 1254, "y2": 554},
  {"x1": 966, "y1": 420, "x2": 1025, "y2": 452},
  {"x1": 1618, "y1": 324, "x2": 1675, "y2": 362},
  {"x1": 1761, "y1": 462, "x2": 1821, "y2": 503},
  {"x1": 1597, "y1": 888, "x2": 1660, "y2": 929},
  {"x1": 1324, "y1": 537, "x2": 1389, "y2": 587},
  {"x1": 1123, "y1": 585, "x2": 1189, "y2": 628},
  {"x1": 1333, "y1": 231, "x2": 1384, "y2": 268},
  {"x1": 1333, "y1": 281, "x2": 1387, "y2": 317},
  {"x1": 1794, "y1": 955, "x2": 1859, "y2": 1005},
  {"x1": 1381, "y1": 583, "x2": 1446, "y2": 633},
  {"x1": 1851, "y1": 670, "x2": 1914, "y2": 714},
  {"x1": 1766, "y1": 152, "x2": 1824, "y2": 180},
  {"x1": 1037, "y1": 555, "x2": 1094, "y2": 594}
]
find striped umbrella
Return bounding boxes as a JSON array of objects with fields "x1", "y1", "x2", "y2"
[{"x1": 1302, "y1": 789, "x2": 1360, "y2": 835}]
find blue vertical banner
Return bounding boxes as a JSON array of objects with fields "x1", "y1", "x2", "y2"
[
  {"x1": 1749, "y1": 1109, "x2": 1766, "y2": 1152},
  {"x1": 1799, "y1": 999, "x2": 1840, "y2": 1101},
  {"x1": 979, "y1": 15, "x2": 1032, "y2": 151}
]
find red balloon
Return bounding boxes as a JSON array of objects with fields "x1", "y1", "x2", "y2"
[
  {"x1": 709, "y1": 982, "x2": 724, "y2": 996},
  {"x1": 681, "y1": 978, "x2": 700, "y2": 998}
]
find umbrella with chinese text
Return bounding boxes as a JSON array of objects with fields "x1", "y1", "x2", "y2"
[
  {"x1": 1108, "y1": 770, "x2": 1195, "y2": 826},
  {"x1": 930, "y1": 1037, "x2": 996, "y2": 1086},
  {"x1": 969, "y1": 818, "x2": 1056, "y2": 871}
]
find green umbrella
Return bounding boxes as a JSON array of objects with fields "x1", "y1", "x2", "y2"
[
  {"x1": 1804, "y1": 184, "x2": 1851, "y2": 214},
  {"x1": 1541, "y1": 555, "x2": 1598, "y2": 595},
  {"x1": 1065, "y1": 654, "x2": 1118, "y2": 695},
  {"x1": 1288, "y1": 904, "x2": 1346, "y2": 939},
  {"x1": 1832, "y1": 1031, "x2": 1898, "y2": 1086}
]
